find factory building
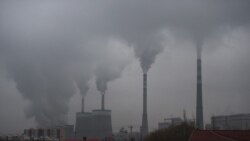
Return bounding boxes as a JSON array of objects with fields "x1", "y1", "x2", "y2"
[
  {"x1": 75, "y1": 110, "x2": 112, "y2": 139},
  {"x1": 113, "y1": 129, "x2": 140, "y2": 141},
  {"x1": 75, "y1": 112, "x2": 92, "y2": 138},
  {"x1": 158, "y1": 117, "x2": 183, "y2": 129},
  {"x1": 75, "y1": 92, "x2": 112, "y2": 139},
  {"x1": 211, "y1": 113, "x2": 250, "y2": 130},
  {"x1": 158, "y1": 122, "x2": 171, "y2": 130},
  {"x1": 23, "y1": 125, "x2": 74, "y2": 140},
  {"x1": 92, "y1": 109, "x2": 112, "y2": 138}
]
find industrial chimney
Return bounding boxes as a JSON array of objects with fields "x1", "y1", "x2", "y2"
[
  {"x1": 81, "y1": 96, "x2": 85, "y2": 112},
  {"x1": 141, "y1": 73, "x2": 148, "y2": 137},
  {"x1": 196, "y1": 50, "x2": 204, "y2": 129},
  {"x1": 101, "y1": 91, "x2": 105, "y2": 110}
]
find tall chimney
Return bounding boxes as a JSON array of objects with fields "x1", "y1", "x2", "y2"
[
  {"x1": 141, "y1": 73, "x2": 148, "y2": 137},
  {"x1": 196, "y1": 55, "x2": 204, "y2": 129},
  {"x1": 81, "y1": 96, "x2": 85, "y2": 112},
  {"x1": 101, "y1": 91, "x2": 105, "y2": 110}
]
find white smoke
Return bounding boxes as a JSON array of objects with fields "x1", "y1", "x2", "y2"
[{"x1": 94, "y1": 38, "x2": 133, "y2": 93}]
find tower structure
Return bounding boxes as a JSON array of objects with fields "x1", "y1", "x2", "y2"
[
  {"x1": 141, "y1": 73, "x2": 148, "y2": 137},
  {"x1": 101, "y1": 92, "x2": 105, "y2": 110},
  {"x1": 196, "y1": 53, "x2": 204, "y2": 129},
  {"x1": 81, "y1": 96, "x2": 85, "y2": 112}
]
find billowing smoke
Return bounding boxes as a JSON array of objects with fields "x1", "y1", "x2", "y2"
[
  {"x1": 94, "y1": 38, "x2": 133, "y2": 93},
  {"x1": 90, "y1": 0, "x2": 250, "y2": 72},
  {"x1": 73, "y1": 65, "x2": 93, "y2": 96},
  {"x1": 0, "y1": 1, "x2": 133, "y2": 127},
  {"x1": 164, "y1": 0, "x2": 250, "y2": 57},
  {"x1": 0, "y1": 0, "x2": 249, "y2": 127},
  {"x1": 126, "y1": 32, "x2": 165, "y2": 73},
  {"x1": 4, "y1": 46, "x2": 78, "y2": 127}
]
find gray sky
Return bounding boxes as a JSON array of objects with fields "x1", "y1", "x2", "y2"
[{"x1": 0, "y1": 0, "x2": 250, "y2": 134}]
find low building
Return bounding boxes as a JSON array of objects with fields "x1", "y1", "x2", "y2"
[
  {"x1": 211, "y1": 113, "x2": 250, "y2": 130},
  {"x1": 158, "y1": 121, "x2": 171, "y2": 129},
  {"x1": 23, "y1": 125, "x2": 74, "y2": 140},
  {"x1": 158, "y1": 117, "x2": 183, "y2": 129}
]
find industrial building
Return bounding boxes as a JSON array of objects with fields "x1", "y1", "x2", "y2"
[
  {"x1": 113, "y1": 129, "x2": 140, "y2": 141},
  {"x1": 158, "y1": 121, "x2": 171, "y2": 130},
  {"x1": 23, "y1": 125, "x2": 74, "y2": 140},
  {"x1": 75, "y1": 110, "x2": 112, "y2": 139},
  {"x1": 158, "y1": 117, "x2": 183, "y2": 129},
  {"x1": 75, "y1": 112, "x2": 92, "y2": 138},
  {"x1": 211, "y1": 113, "x2": 250, "y2": 130},
  {"x1": 75, "y1": 94, "x2": 112, "y2": 139}
]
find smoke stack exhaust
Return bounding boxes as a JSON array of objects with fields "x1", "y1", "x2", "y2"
[
  {"x1": 141, "y1": 73, "x2": 148, "y2": 137},
  {"x1": 196, "y1": 55, "x2": 204, "y2": 129},
  {"x1": 81, "y1": 96, "x2": 85, "y2": 112},
  {"x1": 101, "y1": 91, "x2": 105, "y2": 110}
]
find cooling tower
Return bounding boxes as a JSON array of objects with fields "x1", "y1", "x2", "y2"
[
  {"x1": 196, "y1": 56, "x2": 204, "y2": 129},
  {"x1": 141, "y1": 73, "x2": 148, "y2": 137},
  {"x1": 92, "y1": 109, "x2": 112, "y2": 139},
  {"x1": 75, "y1": 112, "x2": 92, "y2": 138}
]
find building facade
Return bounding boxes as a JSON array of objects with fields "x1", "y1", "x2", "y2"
[
  {"x1": 211, "y1": 113, "x2": 250, "y2": 130},
  {"x1": 158, "y1": 117, "x2": 183, "y2": 130},
  {"x1": 23, "y1": 125, "x2": 74, "y2": 140},
  {"x1": 75, "y1": 109, "x2": 113, "y2": 139}
]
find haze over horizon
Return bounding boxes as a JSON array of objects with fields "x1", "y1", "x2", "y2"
[{"x1": 0, "y1": 0, "x2": 250, "y2": 134}]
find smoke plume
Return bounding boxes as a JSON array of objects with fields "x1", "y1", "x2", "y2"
[{"x1": 94, "y1": 39, "x2": 133, "y2": 93}]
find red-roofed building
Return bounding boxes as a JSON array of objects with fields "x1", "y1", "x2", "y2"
[{"x1": 189, "y1": 130, "x2": 250, "y2": 141}]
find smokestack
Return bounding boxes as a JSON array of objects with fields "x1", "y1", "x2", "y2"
[
  {"x1": 101, "y1": 91, "x2": 105, "y2": 110},
  {"x1": 196, "y1": 55, "x2": 204, "y2": 129},
  {"x1": 141, "y1": 73, "x2": 148, "y2": 137},
  {"x1": 81, "y1": 96, "x2": 85, "y2": 112}
]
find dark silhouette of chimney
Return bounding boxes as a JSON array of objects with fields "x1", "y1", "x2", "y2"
[
  {"x1": 81, "y1": 96, "x2": 85, "y2": 112},
  {"x1": 196, "y1": 54, "x2": 204, "y2": 129},
  {"x1": 101, "y1": 91, "x2": 105, "y2": 110},
  {"x1": 141, "y1": 73, "x2": 148, "y2": 137}
]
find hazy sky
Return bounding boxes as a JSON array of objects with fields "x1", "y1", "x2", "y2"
[{"x1": 0, "y1": 0, "x2": 250, "y2": 134}]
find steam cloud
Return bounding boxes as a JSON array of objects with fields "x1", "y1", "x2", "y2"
[
  {"x1": 94, "y1": 39, "x2": 133, "y2": 93},
  {"x1": 0, "y1": 0, "x2": 249, "y2": 127}
]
